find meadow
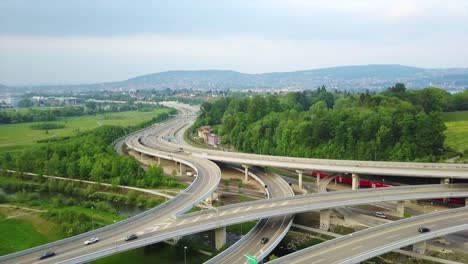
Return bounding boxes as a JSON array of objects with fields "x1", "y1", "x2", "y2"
[
  {"x1": 442, "y1": 111, "x2": 468, "y2": 162},
  {"x1": 0, "y1": 108, "x2": 171, "y2": 153},
  {"x1": 0, "y1": 208, "x2": 63, "y2": 255}
]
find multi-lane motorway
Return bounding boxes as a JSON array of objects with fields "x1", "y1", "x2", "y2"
[
  {"x1": 0, "y1": 113, "x2": 222, "y2": 264},
  {"x1": 205, "y1": 166, "x2": 294, "y2": 264},
  {"x1": 270, "y1": 207, "x2": 468, "y2": 264},
  {"x1": 1, "y1": 102, "x2": 468, "y2": 264}
]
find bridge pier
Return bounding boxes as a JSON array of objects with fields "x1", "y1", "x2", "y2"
[
  {"x1": 412, "y1": 240, "x2": 426, "y2": 254},
  {"x1": 465, "y1": 198, "x2": 468, "y2": 207},
  {"x1": 157, "y1": 156, "x2": 161, "y2": 165},
  {"x1": 396, "y1": 201, "x2": 405, "y2": 217},
  {"x1": 215, "y1": 227, "x2": 226, "y2": 250},
  {"x1": 296, "y1": 170, "x2": 304, "y2": 189},
  {"x1": 441, "y1": 178, "x2": 450, "y2": 203},
  {"x1": 242, "y1": 165, "x2": 250, "y2": 182},
  {"x1": 319, "y1": 209, "x2": 332, "y2": 231},
  {"x1": 352, "y1": 173, "x2": 359, "y2": 190},
  {"x1": 205, "y1": 192, "x2": 219, "y2": 206}
]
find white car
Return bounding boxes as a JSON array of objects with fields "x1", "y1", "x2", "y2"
[
  {"x1": 375, "y1": 212, "x2": 387, "y2": 218},
  {"x1": 84, "y1": 237, "x2": 100, "y2": 245}
]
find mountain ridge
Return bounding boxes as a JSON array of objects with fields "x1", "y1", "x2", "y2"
[{"x1": 2, "y1": 64, "x2": 467, "y2": 93}]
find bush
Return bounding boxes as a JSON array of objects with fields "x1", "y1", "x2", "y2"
[{"x1": 29, "y1": 123, "x2": 65, "y2": 130}]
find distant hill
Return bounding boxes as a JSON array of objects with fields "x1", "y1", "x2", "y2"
[{"x1": 4, "y1": 65, "x2": 468, "y2": 93}]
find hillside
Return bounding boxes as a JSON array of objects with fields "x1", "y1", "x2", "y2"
[{"x1": 4, "y1": 65, "x2": 468, "y2": 93}]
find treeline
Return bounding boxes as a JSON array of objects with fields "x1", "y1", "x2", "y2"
[
  {"x1": 0, "y1": 110, "x2": 180, "y2": 188},
  {"x1": 30, "y1": 123, "x2": 66, "y2": 130},
  {"x1": 194, "y1": 84, "x2": 463, "y2": 161},
  {"x1": 0, "y1": 103, "x2": 166, "y2": 124},
  {"x1": 0, "y1": 174, "x2": 166, "y2": 236}
]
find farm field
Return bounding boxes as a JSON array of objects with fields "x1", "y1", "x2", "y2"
[{"x1": 0, "y1": 108, "x2": 171, "y2": 153}]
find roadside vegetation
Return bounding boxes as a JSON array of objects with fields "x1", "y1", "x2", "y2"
[
  {"x1": 195, "y1": 85, "x2": 467, "y2": 162},
  {"x1": 442, "y1": 111, "x2": 468, "y2": 162},
  {"x1": 0, "y1": 171, "x2": 179, "y2": 254},
  {"x1": 0, "y1": 108, "x2": 182, "y2": 188},
  {"x1": 0, "y1": 208, "x2": 63, "y2": 255}
]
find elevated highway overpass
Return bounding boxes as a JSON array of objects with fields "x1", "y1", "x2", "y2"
[
  {"x1": 2, "y1": 102, "x2": 468, "y2": 264},
  {"x1": 270, "y1": 206, "x2": 468, "y2": 264},
  {"x1": 3, "y1": 184, "x2": 468, "y2": 263}
]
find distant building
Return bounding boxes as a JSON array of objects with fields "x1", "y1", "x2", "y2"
[
  {"x1": 205, "y1": 133, "x2": 221, "y2": 146},
  {"x1": 45, "y1": 97, "x2": 81, "y2": 106},
  {"x1": 198, "y1": 126, "x2": 211, "y2": 138},
  {"x1": 0, "y1": 95, "x2": 20, "y2": 107}
]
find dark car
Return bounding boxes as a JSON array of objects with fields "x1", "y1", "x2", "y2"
[
  {"x1": 418, "y1": 227, "x2": 431, "y2": 233},
  {"x1": 260, "y1": 237, "x2": 269, "y2": 244},
  {"x1": 39, "y1": 251, "x2": 56, "y2": 260},
  {"x1": 124, "y1": 234, "x2": 138, "y2": 241}
]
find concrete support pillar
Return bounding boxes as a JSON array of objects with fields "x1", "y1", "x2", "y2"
[
  {"x1": 242, "y1": 165, "x2": 250, "y2": 182},
  {"x1": 296, "y1": 170, "x2": 304, "y2": 189},
  {"x1": 441, "y1": 178, "x2": 450, "y2": 203},
  {"x1": 352, "y1": 173, "x2": 359, "y2": 190},
  {"x1": 157, "y1": 156, "x2": 161, "y2": 165},
  {"x1": 440, "y1": 178, "x2": 450, "y2": 185},
  {"x1": 396, "y1": 201, "x2": 405, "y2": 217},
  {"x1": 320, "y1": 209, "x2": 332, "y2": 231},
  {"x1": 215, "y1": 227, "x2": 226, "y2": 250},
  {"x1": 465, "y1": 198, "x2": 468, "y2": 207},
  {"x1": 179, "y1": 162, "x2": 183, "y2": 176},
  {"x1": 205, "y1": 193, "x2": 218, "y2": 206},
  {"x1": 412, "y1": 241, "x2": 426, "y2": 254}
]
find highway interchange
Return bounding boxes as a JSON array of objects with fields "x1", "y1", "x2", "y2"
[{"x1": 1, "y1": 102, "x2": 468, "y2": 264}]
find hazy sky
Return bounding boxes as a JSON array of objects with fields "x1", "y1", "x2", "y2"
[{"x1": 1, "y1": 0, "x2": 467, "y2": 85}]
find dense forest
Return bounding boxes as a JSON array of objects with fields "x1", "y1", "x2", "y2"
[
  {"x1": 0, "y1": 103, "x2": 163, "y2": 124},
  {"x1": 0, "y1": 109, "x2": 179, "y2": 187},
  {"x1": 195, "y1": 85, "x2": 468, "y2": 161}
]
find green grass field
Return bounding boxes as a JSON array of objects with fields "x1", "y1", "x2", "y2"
[
  {"x1": 0, "y1": 208, "x2": 63, "y2": 255},
  {"x1": 442, "y1": 111, "x2": 468, "y2": 155},
  {"x1": 0, "y1": 109, "x2": 171, "y2": 153}
]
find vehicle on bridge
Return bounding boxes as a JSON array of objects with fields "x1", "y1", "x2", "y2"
[
  {"x1": 84, "y1": 237, "x2": 100, "y2": 245},
  {"x1": 39, "y1": 251, "x2": 56, "y2": 260},
  {"x1": 124, "y1": 234, "x2": 138, "y2": 241}
]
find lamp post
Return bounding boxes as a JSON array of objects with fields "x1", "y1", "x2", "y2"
[{"x1": 184, "y1": 246, "x2": 188, "y2": 264}]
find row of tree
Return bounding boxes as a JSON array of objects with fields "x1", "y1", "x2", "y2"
[
  {"x1": 0, "y1": 110, "x2": 179, "y2": 188},
  {"x1": 0, "y1": 103, "x2": 166, "y2": 124},
  {"x1": 195, "y1": 84, "x2": 459, "y2": 161}
]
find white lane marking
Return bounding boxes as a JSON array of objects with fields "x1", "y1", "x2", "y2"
[
  {"x1": 352, "y1": 245, "x2": 364, "y2": 251},
  {"x1": 136, "y1": 231, "x2": 144, "y2": 236},
  {"x1": 245, "y1": 206, "x2": 253, "y2": 211},
  {"x1": 192, "y1": 216, "x2": 200, "y2": 223},
  {"x1": 177, "y1": 220, "x2": 187, "y2": 226},
  {"x1": 220, "y1": 211, "x2": 227, "y2": 216},
  {"x1": 205, "y1": 214, "x2": 213, "y2": 219},
  {"x1": 281, "y1": 201, "x2": 288, "y2": 206},
  {"x1": 233, "y1": 208, "x2": 240, "y2": 213},
  {"x1": 269, "y1": 203, "x2": 277, "y2": 208},
  {"x1": 257, "y1": 204, "x2": 266, "y2": 209},
  {"x1": 145, "y1": 226, "x2": 160, "y2": 233},
  {"x1": 164, "y1": 223, "x2": 172, "y2": 229},
  {"x1": 311, "y1": 259, "x2": 326, "y2": 264},
  {"x1": 388, "y1": 234, "x2": 400, "y2": 239}
]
